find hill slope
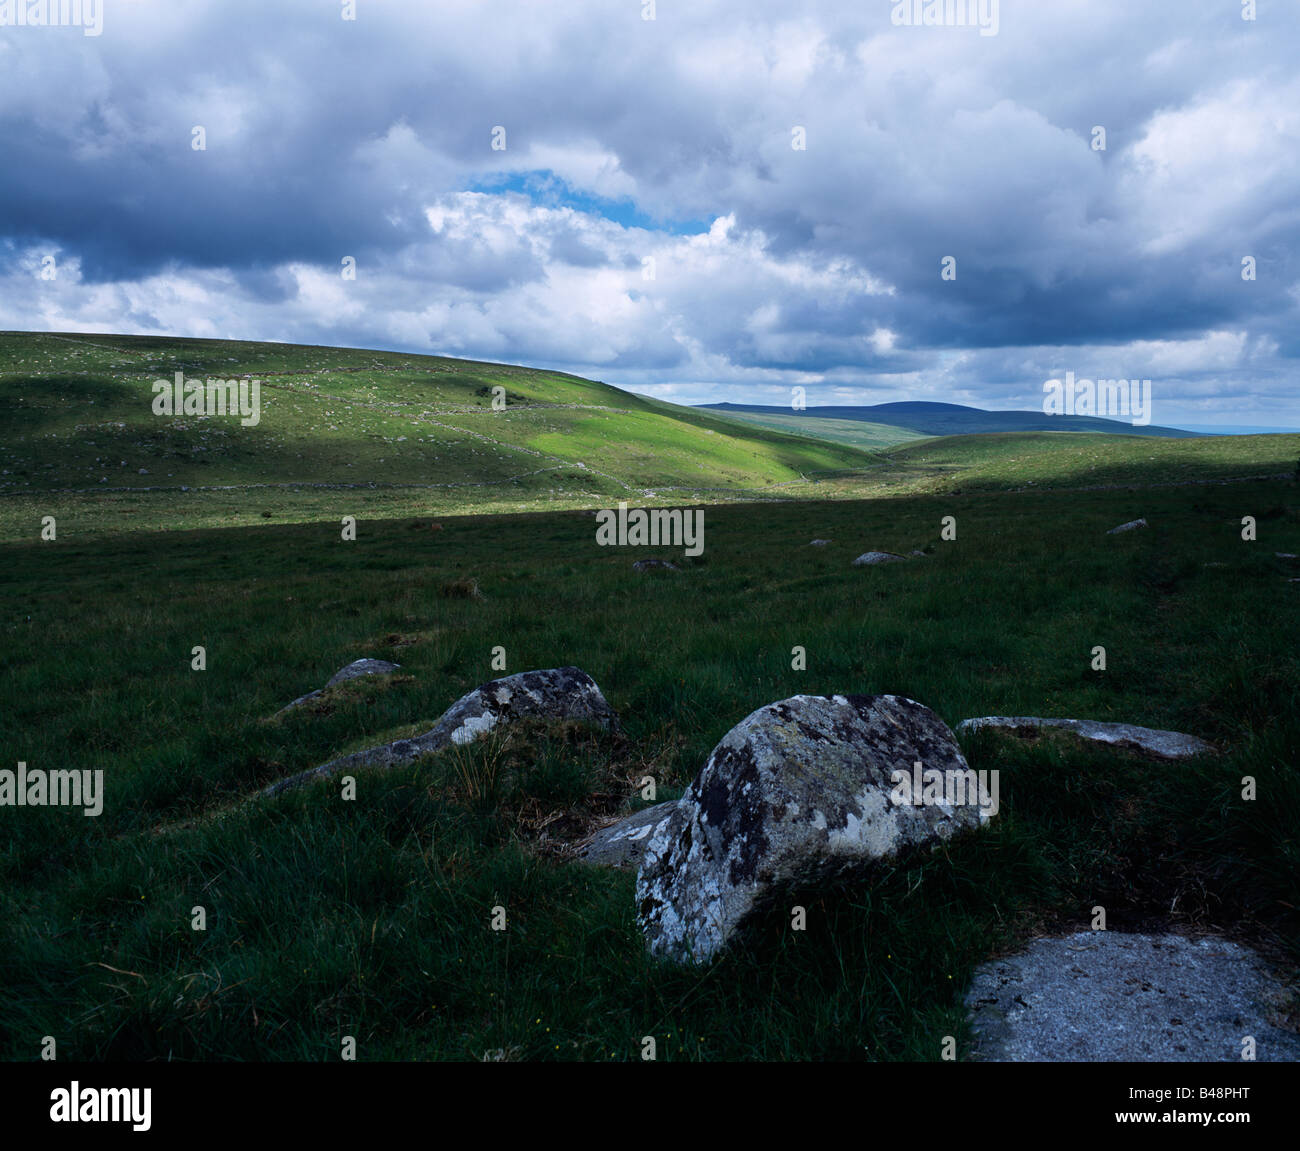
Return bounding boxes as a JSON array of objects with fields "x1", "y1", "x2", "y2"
[
  {"x1": 0, "y1": 331, "x2": 880, "y2": 532},
  {"x1": 702, "y1": 400, "x2": 1201, "y2": 438},
  {"x1": 3, "y1": 332, "x2": 1295, "y2": 538}
]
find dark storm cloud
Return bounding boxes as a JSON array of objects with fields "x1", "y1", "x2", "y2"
[{"x1": 0, "y1": 0, "x2": 1296, "y2": 422}]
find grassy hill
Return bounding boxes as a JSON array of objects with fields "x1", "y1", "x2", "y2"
[
  {"x1": 683, "y1": 407, "x2": 928, "y2": 450},
  {"x1": 4, "y1": 332, "x2": 1297, "y2": 541},
  {"x1": 703, "y1": 400, "x2": 1201, "y2": 438},
  {"x1": 0, "y1": 331, "x2": 879, "y2": 536},
  {"x1": 880, "y1": 431, "x2": 1300, "y2": 492}
]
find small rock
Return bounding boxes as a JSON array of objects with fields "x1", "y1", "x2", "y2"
[
  {"x1": 580, "y1": 802, "x2": 679, "y2": 868},
  {"x1": 852, "y1": 551, "x2": 907, "y2": 566},
  {"x1": 809, "y1": 539, "x2": 832, "y2": 547},
  {"x1": 637, "y1": 693, "x2": 994, "y2": 964},
  {"x1": 326, "y1": 658, "x2": 402, "y2": 687},
  {"x1": 955, "y1": 716, "x2": 1215, "y2": 760},
  {"x1": 1276, "y1": 552, "x2": 1297, "y2": 559},
  {"x1": 1106, "y1": 518, "x2": 1148, "y2": 534},
  {"x1": 633, "y1": 558, "x2": 679, "y2": 572},
  {"x1": 266, "y1": 667, "x2": 620, "y2": 795},
  {"x1": 909, "y1": 549, "x2": 927, "y2": 557},
  {"x1": 965, "y1": 932, "x2": 1300, "y2": 1062},
  {"x1": 278, "y1": 658, "x2": 403, "y2": 712}
]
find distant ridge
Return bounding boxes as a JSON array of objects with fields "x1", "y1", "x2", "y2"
[{"x1": 699, "y1": 400, "x2": 1202, "y2": 439}]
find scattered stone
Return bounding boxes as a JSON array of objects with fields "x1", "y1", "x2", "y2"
[
  {"x1": 965, "y1": 931, "x2": 1300, "y2": 1062},
  {"x1": 265, "y1": 667, "x2": 621, "y2": 796},
  {"x1": 637, "y1": 694, "x2": 995, "y2": 964},
  {"x1": 809, "y1": 539, "x2": 832, "y2": 547},
  {"x1": 325, "y1": 658, "x2": 402, "y2": 687},
  {"x1": 909, "y1": 549, "x2": 927, "y2": 557},
  {"x1": 633, "y1": 558, "x2": 679, "y2": 572},
  {"x1": 955, "y1": 716, "x2": 1215, "y2": 760},
  {"x1": 279, "y1": 658, "x2": 403, "y2": 712},
  {"x1": 852, "y1": 551, "x2": 907, "y2": 566},
  {"x1": 1107, "y1": 518, "x2": 1148, "y2": 534},
  {"x1": 580, "y1": 802, "x2": 679, "y2": 869},
  {"x1": 1277, "y1": 552, "x2": 1297, "y2": 559}
]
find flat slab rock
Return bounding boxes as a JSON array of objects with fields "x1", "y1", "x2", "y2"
[
  {"x1": 956, "y1": 716, "x2": 1215, "y2": 760},
  {"x1": 637, "y1": 693, "x2": 995, "y2": 964},
  {"x1": 965, "y1": 932, "x2": 1300, "y2": 1062},
  {"x1": 1107, "y1": 518, "x2": 1148, "y2": 534},
  {"x1": 279, "y1": 658, "x2": 403, "y2": 712},
  {"x1": 580, "y1": 802, "x2": 679, "y2": 868},
  {"x1": 265, "y1": 667, "x2": 620, "y2": 796},
  {"x1": 852, "y1": 551, "x2": 907, "y2": 566}
]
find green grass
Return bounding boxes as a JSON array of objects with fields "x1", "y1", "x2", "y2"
[
  {"x1": 685, "y1": 408, "x2": 928, "y2": 451},
  {"x1": 0, "y1": 331, "x2": 879, "y2": 538},
  {"x1": 2, "y1": 476, "x2": 1298, "y2": 1060},
  {"x1": 2, "y1": 331, "x2": 1297, "y2": 1062}
]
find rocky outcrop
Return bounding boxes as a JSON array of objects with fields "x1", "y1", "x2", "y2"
[
  {"x1": 265, "y1": 667, "x2": 621, "y2": 796},
  {"x1": 636, "y1": 694, "x2": 995, "y2": 964},
  {"x1": 955, "y1": 716, "x2": 1215, "y2": 760}
]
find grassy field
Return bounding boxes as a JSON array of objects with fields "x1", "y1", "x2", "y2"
[
  {"x1": 2, "y1": 475, "x2": 1298, "y2": 1060},
  {"x1": 1, "y1": 332, "x2": 1298, "y2": 1062}
]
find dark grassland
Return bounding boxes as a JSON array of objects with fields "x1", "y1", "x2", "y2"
[{"x1": 3, "y1": 478, "x2": 1298, "y2": 1060}]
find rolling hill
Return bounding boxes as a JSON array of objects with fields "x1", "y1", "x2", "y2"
[
  {"x1": 2, "y1": 332, "x2": 1295, "y2": 539},
  {"x1": 701, "y1": 400, "x2": 1202, "y2": 438},
  {"x1": 0, "y1": 331, "x2": 882, "y2": 534}
]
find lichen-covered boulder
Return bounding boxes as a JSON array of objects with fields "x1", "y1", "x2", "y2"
[
  {"x1": 636, "y1": 694, "x2": 994, "y2": 964},
  {"x1": 265, "y1": 667, "x2": 620, "y2": 796}
]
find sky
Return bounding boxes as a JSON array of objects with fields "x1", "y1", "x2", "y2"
[{"x1": 1, "y1": 0, "x2": 1298, "y2": 427}]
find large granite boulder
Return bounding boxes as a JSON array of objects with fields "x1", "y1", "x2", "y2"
[
  {"x1": 636, "y1": 694, "x2": 995, "y2": 964},
  {"x1": 955, "y1": 716, "x2": 1215, "y2": 760},
  {"x1": 265, "y1": 666, "x2": 620, "y2": 796}
]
